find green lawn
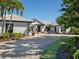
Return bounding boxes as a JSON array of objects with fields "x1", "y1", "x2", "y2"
[{"x1": 40, "y1": 37, "x2": 73, "y2": 59}]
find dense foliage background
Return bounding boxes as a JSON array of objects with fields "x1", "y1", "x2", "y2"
[{"x1": 56, "y1": 0, "x2": 79, "y2": 33}]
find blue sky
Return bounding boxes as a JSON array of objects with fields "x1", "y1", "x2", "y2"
[{"x1": 21, "y1": 0, "x2": 62, "y2": 22}]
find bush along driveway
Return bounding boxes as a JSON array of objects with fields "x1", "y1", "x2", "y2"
[{"x1": 40, "y1": 37, "x2": 79, "y2": 59}]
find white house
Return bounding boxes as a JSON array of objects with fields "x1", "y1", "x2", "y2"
[
  {"x1": 0, "y1": 14, "x2": 32, "y2": 35},
  {"x1": 51, "y1": 22, "x2": 62, "y2": 33},
  {"x1": 31, "y1": 19, "x2": 44, "y2": 33},
  {"x1": 31, "y1": 19, "x2": 62, "y2": 33}
]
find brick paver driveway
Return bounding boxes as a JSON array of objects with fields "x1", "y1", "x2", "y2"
[{"x1": 0, "y1": 34, "x2": 62, "y2": 59}]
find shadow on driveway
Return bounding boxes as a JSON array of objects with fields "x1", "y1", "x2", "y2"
[{"x1": 0, "y1": 36, "x2": 62, "y2": 59}]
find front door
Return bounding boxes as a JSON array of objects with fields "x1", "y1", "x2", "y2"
[{"x1": 5, "y1": 23, "x2": 13, "y2": 33}]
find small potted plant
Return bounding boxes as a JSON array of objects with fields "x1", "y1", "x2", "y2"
[{"x1": 32, "y1": 31, "x2": 35, "y2": 36}]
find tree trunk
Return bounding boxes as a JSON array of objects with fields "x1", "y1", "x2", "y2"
[
  {"x1": 1, "y1": 8, "x2": 4, "y2": 35},
  {"x1": 7, "y1": 13, "x2": 12, "y2": 33},
  {"x1": 7, "y1": 14, "x2": 12, "y2": 38},
  {"x1": 3, "y1": 9, "x2": 6, "y2": 32},
  {"x1": 1, "y1": 6, "x2": 6, "y2": 35}
]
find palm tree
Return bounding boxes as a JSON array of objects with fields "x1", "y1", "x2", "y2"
[
  {"x1": 0, "y1": 0, "x2": 12, "y2": 34},
  {"x1": 7, "y1": 0, "x2": 24, "y2": 33},
  {"x1": 0, "y1": 0, "x2": 8, "y2": 34},
  {"x1": 0, "y1": 0, "x2": 24, "y2": 35}
]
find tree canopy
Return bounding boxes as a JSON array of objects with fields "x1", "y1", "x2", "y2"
[
  {"x1": 56, "y1": 0, "x2": 79, "y2": 28},
  {"x1": 0, "y1": 0, "x2": 24, "y2": 15},
  {"x1": 0, "y1": 0, "x2": 24, "y2": 33}
]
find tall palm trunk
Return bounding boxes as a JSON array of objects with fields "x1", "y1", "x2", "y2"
[
  {"x1": 3, "y1": 9, "x2": 6, "y2": 32},
  {"x1": 1, "y1": 2, "x2": 7, "y2": 35},
  {"x1": 1, "y1": 7, "x2": 4, "y2": 35},
  {"x1": 7, "y1": 13, "x2": 13, "y2": 38},
  {"x1": 7, "y1": 13, "x2": 12, "y2": 33},
  {"x1": 7, "y1": 8, "x2": 14, "y2": 33},
  {"x1": 1, "y1": 10, "x2": 6, "y2": 35}
]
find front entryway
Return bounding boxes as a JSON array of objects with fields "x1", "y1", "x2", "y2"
[{"x1": 37, "y1": 25, "x2": 41, "y2": 32}]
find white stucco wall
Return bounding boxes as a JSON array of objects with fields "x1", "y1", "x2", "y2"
[
  {"x1": 13, "y1": 22, "x2": 28, "y2": 34},
  {"x1": 51, "y1": 27, "x2": 54, "y2": 32},
  {"x1": 56, "y1": 26, "x2": 59, "y2": 33},
  {"x1": 56, "y1": 26, "x2": 62, "y2": 33},
  {"x1": 52, "y1": 25, "x2": 61, "y2": 33},
  {"x1": 59, "y1": 26, "x2": 61, "y2": 33},
  {"x1": 0, "y1": 22, "x2": 2, "y2": 35},
  {"x1": 66, "y1": 27, "x2": 71, "y2": 33},
  {"x1": 33, "y1": 25, "x2": 37, "y2": 32},
  {"x1": 58, "y1": 26, "x2": 62, "y2": 33},
  {"x1": 41, "y1": 25, "x2": 45, "y2": 32},
  {"x1": 0, "y1": 21, "x2": 29, "y2": 35}
]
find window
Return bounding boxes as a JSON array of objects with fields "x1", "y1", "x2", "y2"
[{"x1": 5, "y1": 23, "x2": 13, "y2": 33}]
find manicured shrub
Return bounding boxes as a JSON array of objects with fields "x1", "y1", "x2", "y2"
[
  {"x1": 11, "y1": 33, "x2": 23, "y2": 38},
  {"x1": 2, "y1": 32, "x2": 10, "y2": 39},
  {"x1": 74, "y1": 49, "x2": 79, "y2": 59},
  {"x1": 74, "y1": 37, "x2": 79, "y2": 49},
  {"x1": 32, "y1": 32, "x2": 35, "y2": 36},
  {"x1": 70, "y1": 27, "x2": 79, "y2": 34},
  {"x1": 73, "y1": 29, "x2": 79, "y2": 34},
  {"x1": 0, "y1": 33, "x2": 23, "y2": 41},
  {"x1": 65, "y1": 38, "x2": 76, "y2": 54}
]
